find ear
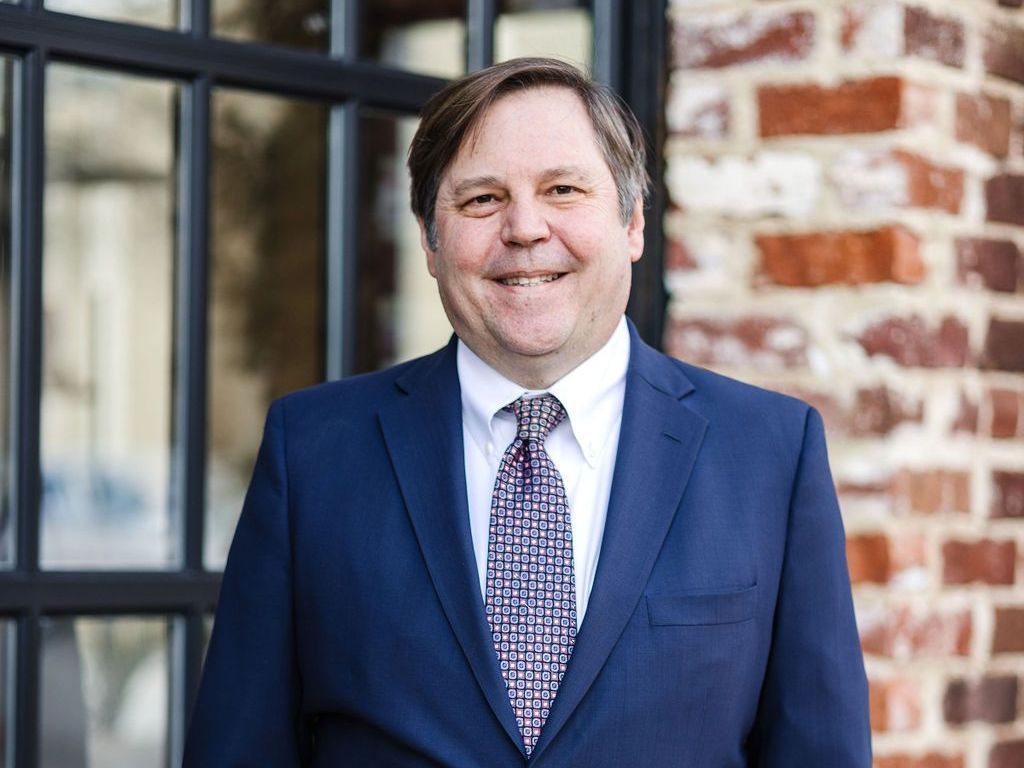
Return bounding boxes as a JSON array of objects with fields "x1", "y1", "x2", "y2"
[
  {"x1": 417, "y1": 218, "x2": 439, "y2": 277},
  {"x1": 626, "y1": 196, "x2": 645, "y2": 264}
]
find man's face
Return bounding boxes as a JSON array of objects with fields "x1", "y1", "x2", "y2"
[{"x1": 421, "y1": 86, "x2": 644, "y2": 386}]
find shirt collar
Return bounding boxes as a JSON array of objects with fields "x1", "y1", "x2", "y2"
[{"x1": 457, "y1": 316, "x2": 630, "y2": 468}]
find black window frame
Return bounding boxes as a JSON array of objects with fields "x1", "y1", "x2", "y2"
[{"x1": 0, "y1": 1, "x2": 666, "y2": 765}]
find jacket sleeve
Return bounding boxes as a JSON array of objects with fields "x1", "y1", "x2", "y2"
[
  {"x1": 183, "y1": 398, "x2": 310, "y2": 767},
  {"x1": 748, "y1": 407, "x2": 872, "y2": 766}
]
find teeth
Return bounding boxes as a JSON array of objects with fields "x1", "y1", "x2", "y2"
[{"x1": 498, "y1": 274, "x2": 559, "y2": 286}]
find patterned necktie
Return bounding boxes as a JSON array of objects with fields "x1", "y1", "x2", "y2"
[{"x1": 485, "y1": 394, "x2": 577, "y2": 756}]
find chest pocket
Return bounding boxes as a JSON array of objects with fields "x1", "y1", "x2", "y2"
[{"x1": 646, "y1": 584, "x2": 758, "y2": 626}]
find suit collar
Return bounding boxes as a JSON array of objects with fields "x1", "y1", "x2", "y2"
[
  {"x1": 624, "y1": 317, "x2": 695, "y2": 401},
  {"x1": 382, "y1": 339, "x2": 528, "y2": 752},
  {"x1": 456, "y1": 317, "x2": 631, "y2": 471},
  {"x1": 383, "y1": 322, "x2": 706, "y2": 760},
  {"x1": 530, "y1": 323, "x2": 707, "y2": 761},
  {"x1": 394, "y1": 318, "x2": 692, "y2": 401}
]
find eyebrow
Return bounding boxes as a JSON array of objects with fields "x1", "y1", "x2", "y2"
[
  {"x1": 447, "y1": 175, "x2": 502, "y2": 200},
  {"x1": 538, "y1": 166, "x2": 598, "y2": 186}
]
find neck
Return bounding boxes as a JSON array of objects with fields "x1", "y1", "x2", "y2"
[
  {"x1": 493, "y1": 360, "x2": 570, "y2": 391},
  {"x1": 472, "y1": 324, "x2": 624, "y2": 390}
]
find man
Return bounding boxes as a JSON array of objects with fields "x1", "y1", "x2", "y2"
[{"x1": 184, "y1": 58, "x2": 871, "y2": 767}]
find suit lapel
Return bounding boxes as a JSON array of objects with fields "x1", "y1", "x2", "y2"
[
  {"x1": 531, "y1": 330, "x2": 709, "y2": 762},
  {"x1": 378, "y1": 342, "x2": 526, "y2": 754}
]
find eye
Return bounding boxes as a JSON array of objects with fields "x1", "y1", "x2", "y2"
[
  {"x1": 462, "y1": 193, "x2": 501, "y2": 210},
  {"x1": 552, "y1": 185, "x2": 576, "y2": 195}
]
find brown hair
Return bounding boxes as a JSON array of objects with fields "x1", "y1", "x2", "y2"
[{"x1": 408, "y1": 57, "x2": 650, "y2": 249}]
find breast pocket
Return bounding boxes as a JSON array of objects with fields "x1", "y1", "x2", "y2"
[{"x1": 646, "y1": 584, "x2": 758, "y2": 626}]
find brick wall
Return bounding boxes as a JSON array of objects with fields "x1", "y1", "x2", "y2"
[{"x1": 663, "y1": 1, "x2": 1024, "y2": 765}]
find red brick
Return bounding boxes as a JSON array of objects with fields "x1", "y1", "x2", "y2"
[
  {"x1": 892, "y1": 469, "x2": 970, "y2": 515},
  {"x1": 841, "y1": 5, "x2": 963, "y2": 69},
  {"x1": 984, "y1": 318, "x2": 1024, "y2": 373},
  {"x1": 992, "y1": 607, "x2": 1024, "y2": 653},
  {"x1": 673, "y1": 11, "x2": 815, "y2": 69},
  {"x1": 985, "y1": 24, "x2": 1024, "y2": 84},
  {"x1": 990, "y1": 740, "x2": 1024, "y2": 768},
  {"x1": 953, "y1": 392, "x2": 979, "y2": 434},
  {"x1": 944, "y1": 676, "x2": 1018, "y2": 724},
  {"x1": 986, "y1": 174, "x2": 1024, "y2": 226},
  {"x1": 870, "y1": 677, "x2": 922, "y2": 732},
  {"x1": 904, "y1": 6, "x2": 965, "y2": 68},
  {"x1": 756, "y1": 227, "x2": 924, "y2": 287},
  {"x1": 666, "y1": 82, "x2": 730, "y2": 139},
  {"x1": 956, "y1": 238, "x2": 1021, "y2": 293},
  {"x1": 842, "y1": 6, "x2": 875, "y2": 51},
  {"x1": 850, "y1": 386, "x2": 924, "y2": 435},
  {"x1": 848, "y1": 534, "x2": 891, "y2": 584},
  {"x1": 666, "y1": 238, "x2": 698, "y2": 270},
  {"x1": 942, "y1": 539, "x2": 1016, "y2": 585},
  {"x1": 666, "y1": 316, "x2": 808, "y2": 370},
  {"x1": 956, "y1": 93, "x2": 1012, "y2": 157},
  {"x1": 838, "y1": 479, "x2": 893, "y2": 498},
  {"x1": 898, "y1": 152, "x2": 964, "y2": 213},
  {"x1": 875, "y1": 753, "x2": 963, "y2": 768},
  {"x1": 759, "y1": 77, "x2": 935, "y2": 137},
  {"x1": 857, "y1": 316, "x2": 970, "y2": 368},
  {"x1": 992, "y1": 471, "x2": 1024, "y2": 518},
  {"x1": 771, "y1": 387, "x2": 845, "y2": 437},
  {"x1": 860, "y1": 607, "x2": 972, "y2": 659},
  {"x1": 889, "y1": 535, "x2": 927, "y2": 580},
  {"x1": 990, "y1": 390, "x2": 1020, "y2": 439},
  {"x1": 835, "y1": 150, "x2": 963, "y2": 214}
]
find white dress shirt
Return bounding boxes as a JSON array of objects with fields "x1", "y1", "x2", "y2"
[{"x1": 456, "y1": 317, "x2": 630, "y2": 627}]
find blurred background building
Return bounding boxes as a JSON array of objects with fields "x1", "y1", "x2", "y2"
[{"x1": 0, "y1": 0, "x2": 1020, "y2": 766}]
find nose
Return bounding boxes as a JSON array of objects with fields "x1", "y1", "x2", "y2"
[{"x1": 501, "y1": 198, "x2": 550, "y2": 247}]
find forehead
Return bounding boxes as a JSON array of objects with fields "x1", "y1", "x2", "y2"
[{"x1": 443, "y1": 86, "x2": 608, "y2": 181}]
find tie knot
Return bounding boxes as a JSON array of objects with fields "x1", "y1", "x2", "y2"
[{"x1": 508, "y1": 394, "x2": 566, "y2": 443}]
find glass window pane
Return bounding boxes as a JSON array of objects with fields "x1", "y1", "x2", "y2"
[
  {"x1": 0, "y1": 58, "x2": 12, "y2": 570},
  {"x1": 40, "y1": 617, "x2": 170, "y2": 768},
  {"x1": 495, "y1": 0, "x2": 592, "y2": 68},
  {"x1": 206, "y1": 89, "x2": 327, "y2": 569},
  {"x1": 212, "y1": 0, "x2": 328, "y2": 52},
  {"x1": 361, "y1": 1, "x2": 466, "y2": 79},
  {"x1": 41, "y1": 65, "x2": 178, "y2": 570},
  {"x1": 355, "y1": 111, "x2": 449, "y2": 374},
  {"x1": 45, "y1": 0, "x2": 179, "y2": 29}
]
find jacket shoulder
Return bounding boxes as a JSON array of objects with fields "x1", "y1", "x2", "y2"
[
  {"x1": 271, "y1": 344, "x2": 451, "y2": 427},
  {"x1": 664, "y1": 355, "x2": 816, "y2": 446}
]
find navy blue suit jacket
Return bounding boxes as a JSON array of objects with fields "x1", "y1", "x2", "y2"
[{"x1": 184, "y1": 324, "x2": 871, "y2": 767}]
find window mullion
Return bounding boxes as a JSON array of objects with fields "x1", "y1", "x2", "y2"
[
  {"x1": 621, "y1": 0, "x2": 668, "y2": 346},
  {"x1": 11, "y1": 43, "x2": 46, "y2": 768},
  {"x1": 176, "y1": 74, "x2": 210, "y2": 577},
  {"x1": 330, "y1": 0, "x2": 358, "y2": 61},
  {"x1": 327, "y1": 101, "x2": 359, "y2": 380},
  {"x1": 11, "y1": 40, "x2": 45, "y2": 590},
  {"x1": 14, "y1": 616, "x2": 40, "y2": 768},
  {"x1": 186, "y1": 0, "x2": 209, "y2": 38},
  {"x1": 591, "y1": 0, "x2": 621, "y2": 88},
  {"x1": 466, "y1": 0, "x2": 495, "y2": 72},
  {"x1": 174, "y1": 73, "x2": 211, "y2": 751}
]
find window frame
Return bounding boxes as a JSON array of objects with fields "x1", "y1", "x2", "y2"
[{"x1": 0, "y1": 1, "x2": 666, "y2": 764}]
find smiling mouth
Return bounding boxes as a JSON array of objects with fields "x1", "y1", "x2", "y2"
[{"x1": 496, "y1": 273, "x2": 564, "y2": 287}]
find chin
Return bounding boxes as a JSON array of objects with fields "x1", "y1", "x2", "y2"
[{"x1": 495, "y1": 325, "x2": 574, "y2": 358}]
